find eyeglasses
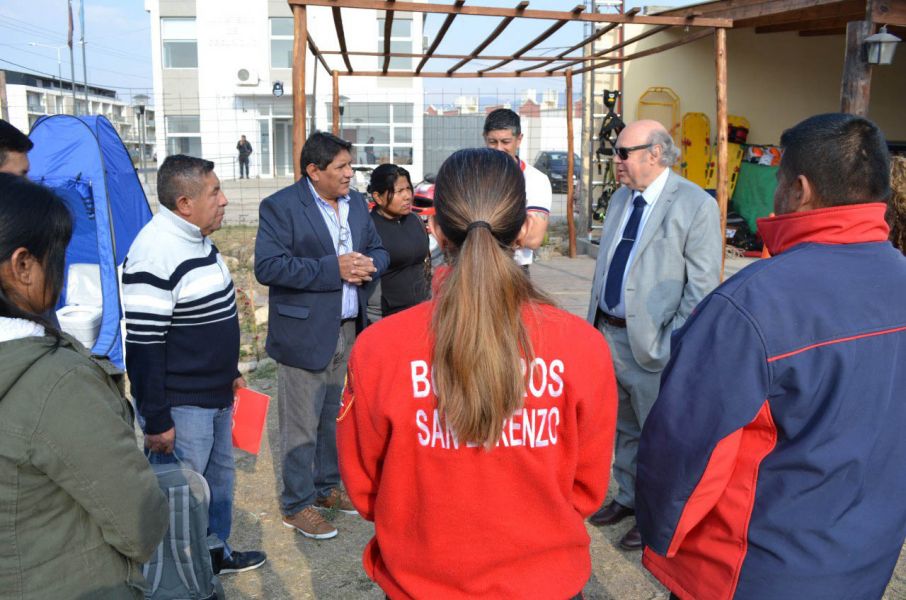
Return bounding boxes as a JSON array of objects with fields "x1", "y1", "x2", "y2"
[
  {"x1": 338, "y1": 224, "x2": 351, "y2": 249},
  {"x1": 614, "y1": 143, "x2": 652, "y2": 161}
]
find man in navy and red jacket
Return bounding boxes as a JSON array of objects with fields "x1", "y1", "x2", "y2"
[{"x1": 636, "y1": 112, "x2": 906, "y2": 600}]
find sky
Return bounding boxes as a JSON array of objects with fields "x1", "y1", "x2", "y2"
[
  {"x1": 0, "y1": 0, "x2": 691, "y2": 106},
  {"x1": 0, "y1": 0, "x2": 153, "y2": 97}
]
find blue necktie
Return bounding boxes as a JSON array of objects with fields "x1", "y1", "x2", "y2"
[{"x1": 604, "y1": 193, "x2": 647, "y2": 310}]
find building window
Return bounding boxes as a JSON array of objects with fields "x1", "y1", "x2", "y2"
[
  {"x1": 162, "y1": 18, "x2": 197, "y2": 69},
  {"x1": 26, "y1": 91, "x2": 44, "y2": 113},
  {"x1": 270, "y1": 18, "x2": 293, "y2": 69},
  {"x1": 328, "y1": 102, "x2": 414, "y2": 165},
  {"x1": 165, "y1": 115, "x2": 201, "y2": 157},
  {"x1": 377, "y1": 17, "x2": 413, "y2": 70}
]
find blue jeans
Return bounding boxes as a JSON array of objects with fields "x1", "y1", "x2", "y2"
[{"x1": 148, "y1": 405, "x2": 235, "y2": 554}]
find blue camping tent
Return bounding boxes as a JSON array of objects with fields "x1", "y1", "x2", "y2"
[{"x1": 28, "y1": 114, "x2": 152, "y2": 368}]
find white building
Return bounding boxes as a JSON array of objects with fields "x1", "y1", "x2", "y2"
[
  {"x1": 1, "y1": 69, "x2": 155, "y2": 163},
  {"x1": 145, "y1": 0, "x2": 425, "y2": 180}
]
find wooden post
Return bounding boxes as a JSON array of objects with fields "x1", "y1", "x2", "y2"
[
  {"x1": 292, "y1": 4, "x2": 308, "y2": 181},
  {"x1": 332, "y1": 70, "x2": 340, "y2": 135},
  {"x1": 715, "y1": 27, "x2": 729, "y2": 279},
  {"x1": 565, "y1": 69, "x2": 576, "y2": 258},
  {"x1": 840, "y1": 21, "x2": 873, "y2": 115}
]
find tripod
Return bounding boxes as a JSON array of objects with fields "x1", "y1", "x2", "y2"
[{"x1": 592, "y1": 90, "x2": 625, "y2": 222}]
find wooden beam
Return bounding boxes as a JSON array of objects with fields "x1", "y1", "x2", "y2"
[
  {"x1": 307, "y1": 33, "x2": 331, "y2": 74},
  {"x1": 554, "y1": 29, "x2": 688, "y2": 75},
  {"x1": 666, "y1": 0, "x2": 844, "y2": 21},
  {"x1": 323, "y1": 48, "x2": 620, "y2": 63},
  {"x1": 566, "y1": 69, "x2": 576, "y2": 258},
  {"x1": 416, "y1": 0, "x2": 465, "y2": 74},
  {"x1": 332, "y1": 70, "x2": 340, "y2": 135},
  {"x1": 340, "y1": 70, "x2": 559, "y2": 77},
  {"x1": 331, "y1": 6, "x2": 354, "y2": 73},
  {"x1": 658, "y1": 0, "x2": 769, "y2": 17},
  {"x1": 715, "y1": 27, "x2": 728, "y2": 279},
  {"x1": 286, "y1": 0, "x2": 733, "y2": 27},
  {"x1": 840, "y1": 20, "x2": 873, "y2": 115},
  {"x1": 292, "y1": 4, "x2": 307, "y2": 181},
  {"x1": 551, "y1": 24, "x2": 672, "y2": 73},
  {"x1": 755, "y1": 14, "x2": 855, "y2": 33},
  {"x1": 447, "y1": 1, "x2": 528, "y2": 75},
  {"x1": 873, "y1": 0, "x2": 906, "y2": 26},
  {"x1": 562, "y1": 27, "x2": 712, "y2": 76},
  {"x1": 735, "y1": 0, "x2": 864, "y2": 28},
  {"x1": 479, "y1": 5, "x2": 583, "y2": 74},
  {"x1": 516, "y1": 22, "x2": 620, "y2": 74},
  {"x1": 382, "y1": 2, "x2": 395, "y2": 74}
]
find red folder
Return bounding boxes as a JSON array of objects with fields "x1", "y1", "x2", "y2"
[{"x1": 232, "y1": 388, "x2": 270, "y2": 454}]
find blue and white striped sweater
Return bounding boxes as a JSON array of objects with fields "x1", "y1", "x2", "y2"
[{"x1": 123, "y1": 207, "x2": 240, "y2": 435}]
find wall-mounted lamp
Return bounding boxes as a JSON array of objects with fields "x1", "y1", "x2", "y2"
[
  {"x1": 865, "y1": 25, "x2": 901, "y2": 65},
  {"x1": 272, "y1": 81, "x2": 284, "y2": 97}
]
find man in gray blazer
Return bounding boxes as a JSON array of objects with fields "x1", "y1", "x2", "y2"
[{"x1": 586, "y1": 119, "x2": 722, "y2": 550}]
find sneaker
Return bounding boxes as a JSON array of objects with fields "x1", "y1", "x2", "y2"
[
  {"x1": 316, "y1": 488, "x2": 358, "y2": 515},
  {"x1": 283, "y1": 506, "x2": 338, "y2": 540},
  {"x1": 219, "y1": 550, "x2": 267, "y2": 574}
]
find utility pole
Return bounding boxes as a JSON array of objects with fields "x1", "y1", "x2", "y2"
[
  {"x1": 79, "y1": 0, "x2": 89, "y2": 111},
  {"x1": 68, "y1": 0, "x2": 77, "y2": 113},
  {"x1": 134, "y1": 94, "x2": 149, "y2": 183},
  {"x1": 29, "y1": 43, "x2": 65, "y2": 95}
]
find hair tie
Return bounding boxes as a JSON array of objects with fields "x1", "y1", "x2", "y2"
[{"x1": 466, "y1": 220, "x2": 492, "y2": 233}]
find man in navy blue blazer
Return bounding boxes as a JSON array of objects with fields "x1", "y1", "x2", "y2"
[{"x1": 255, "y1": 131, "x2": 388, "y2": 540}]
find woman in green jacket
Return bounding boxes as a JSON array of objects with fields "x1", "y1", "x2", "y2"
[{"x1": 0, "y1": 174, "x2": 168, "y2": 599}]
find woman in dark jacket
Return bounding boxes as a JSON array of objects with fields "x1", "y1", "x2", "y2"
[
  {"x1": 0, "y1": 174, "x2": 168, "y2": 599},
  {"x1": 367, "y1": 164, "x2": 430, "y2": 319}
]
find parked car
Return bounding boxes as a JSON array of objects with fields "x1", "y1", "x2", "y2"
[{"x1": 533, "y1": 151, "x2": 580, "y2": 194}]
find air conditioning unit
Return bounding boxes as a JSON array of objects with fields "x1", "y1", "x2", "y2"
[{"x1": 235, "y1": 68, "x2": 259, "y2": 86}]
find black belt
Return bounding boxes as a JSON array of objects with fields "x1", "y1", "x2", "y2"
[
  {"x1": 598, "y1": 311, "x2": 627, "y2": 329},
  {"x1": 341, "y1": 317, "x2": 356, "y2": 324}
]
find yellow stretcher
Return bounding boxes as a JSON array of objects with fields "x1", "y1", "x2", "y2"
[{"x1": 681, "y1": 112, "x2": 711, "y2": 188}]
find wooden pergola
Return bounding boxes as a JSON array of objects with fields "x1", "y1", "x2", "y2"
[{"x1": 286, "y1": 0, "x2": 735, "y2": 257}]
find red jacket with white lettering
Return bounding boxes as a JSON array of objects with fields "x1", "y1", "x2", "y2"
[{"x1": 338, "y1": 300, "x2": 617, "y2": 600}]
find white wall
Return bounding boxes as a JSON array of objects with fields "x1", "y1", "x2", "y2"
[
  {"x1": 148, "y1": 0, "x2": 426, "y2": 180},
  {"x1": 621, "y1": 26, "x2": 906, "y2": 145}
]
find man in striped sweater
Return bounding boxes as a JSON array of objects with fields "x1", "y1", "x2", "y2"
[{"x1": 123, "y1": 155, "x2": 265, "y2": 574}]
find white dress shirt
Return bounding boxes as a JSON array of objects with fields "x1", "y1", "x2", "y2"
[{"x1": 600, "y1": 167, "x2": 671, "y2": 318}]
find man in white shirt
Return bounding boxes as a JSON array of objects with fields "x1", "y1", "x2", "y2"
[
  {"x1": 585, "y1": 120, "x2": 722, "y2": 550},
  {"x1": 483, "y1": 109, "x2": 552, "y2": 273}
]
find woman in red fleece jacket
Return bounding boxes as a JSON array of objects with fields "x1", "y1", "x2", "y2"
[{"x1": 337, "y1": 148, "x2": 617, "y2": 600}]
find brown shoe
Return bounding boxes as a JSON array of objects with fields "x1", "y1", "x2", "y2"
[
  {"x1": 316, "y1": 488, "x2": 358, "y2": 515},
  {"x1": 282, "y1": 506, "x2": 338, "y2": 540},
  {"x1": 619, "y1": 525, "x2": 643, "y2": 551},
  {"x1": 589, "y1": 500, "x2": 635, "y2": 526}
]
